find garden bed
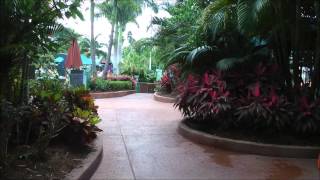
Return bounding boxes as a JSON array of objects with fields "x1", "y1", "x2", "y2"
[
  {"x1": 153, "y1": 92, "x2": 177, "y2": 103},
  {"x1": 90, "y1": 90, "x2": 136, "y2": 99},
  {"x1": 179, "y1": 119, "x2": 320, "y2": 158},
  {"x1": 138, "y1": 82, "x2": 157, "y2": 93},
  {"x1": 1, "y1": 143, "x2": 91, "y2": 179}
]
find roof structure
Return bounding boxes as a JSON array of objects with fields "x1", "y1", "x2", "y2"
[{"x1": 54, "y1": 53, "x2": 102, "y2": 65}]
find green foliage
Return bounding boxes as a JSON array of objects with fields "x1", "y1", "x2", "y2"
[
  {"x1": 120, "y1": 38, "x2": 161, "y2": 78},
  {"x1": 0, "y1": 78, "x2": 102, "y2": 166},
  {"x1": 0, "y1": 0, "x2": 84, "y2": 102},
  {"x1": 90, "y1": 78, "x2": 133, "y2": 91},
  {"x1": 73, "y1": 108, "x2": 101, "y2": 126},
  {"x1": 151, "y1": 0, "x2": 205, "y2": 68},
  {"x1": 78, "y1": 36, "x2": 107, "y2": 58},
  {"x1": 52, "y1": 27, "x2": 82, "y2": 53},
  {"x1": 29, "y1": 79, "x2": 65, "y2": 98},
  {"x1": 108, "y1": 81, "x2": 133, "y2": 91},
  {"x1": 139, "y1": 70, "x2": 156, "y2": 83}
]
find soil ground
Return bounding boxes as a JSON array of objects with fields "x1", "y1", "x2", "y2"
[{"x1": 1, "y1": 143, "x2": 91, "y2": 179}]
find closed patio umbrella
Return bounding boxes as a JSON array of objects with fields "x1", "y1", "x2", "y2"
[{"x1": 65, "y1": 39, "x2": 82, "y2": 69}]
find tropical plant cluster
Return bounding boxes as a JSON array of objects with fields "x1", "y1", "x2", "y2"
[
  {"x1": 176, "y1": 62, "x2": 320, "y2": 135},
  {"x1": 0, "y1": 79, "x2": 101, "y2": 169},
  {"x1": 154, "y1": 0, "x2": 320, "y2": 137},
  {"x1": 0, "y1": 0, "x2": 84, "y2": 103}
]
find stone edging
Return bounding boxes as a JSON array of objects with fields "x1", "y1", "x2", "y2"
[
  {"x1": 153, "y1": 92, "x2": 176, "y2": 103},
  {"x1": 90, "y1": 90, "x2": 135, "y2": 99},
  {"x1": 65, "y1": 137, "x2": 103, "y2": 180},
  {"x1": 178, "y1": 121, "x2": 320, "y2": 158}
]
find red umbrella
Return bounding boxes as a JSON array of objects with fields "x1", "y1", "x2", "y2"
[{"x1": 65, "y1": 39, "x2": 82, "y2": 69}]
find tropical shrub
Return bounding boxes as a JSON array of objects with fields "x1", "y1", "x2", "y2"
[
  {"x1": 0, "y1": 78, "x2": 102, "y2": 166},
  {"x1": 61, "y1": 107, "x2": 101, "y2": 145},
  {"x1": 139, "y1": 70, "x2": 156, "y2": 83},
  {"x1": 30, "y1": 82, "x2": 101, "y2": 144},
  {"x1": 175, "y1": 62, "x2": 320, "y2": 135},
  {"x1": 108, "y1": 81, "x2": 133, "y2": 91},
  {"x1": 160, "y1": 73, "x2": 171, "y2": 93},
  {"x1": 159, "y1": 64, "x2": 182, "y2": 94},
  {"x1": 90, "y1": 78, "x2": 133, "y2": 92},
  {"x1": 107, "y1": 75, "x2": 132, "y2": 81}
]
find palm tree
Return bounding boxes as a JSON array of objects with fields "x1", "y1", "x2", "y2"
[
  {"x1": 96, "y1": 0, "x2": 117, "y2": 75},
  {"x1": 97, "y1": 0, "x2": 157, "y2": 75},
  {"x1": 79, "y1": 37, "x2": 107, "y2": 58}
]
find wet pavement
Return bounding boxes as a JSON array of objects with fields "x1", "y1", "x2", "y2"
[{"x1": 91, "y1": 93, "x2": 318, "y2": 180}]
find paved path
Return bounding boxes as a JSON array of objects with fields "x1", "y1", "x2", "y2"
[{"x1": 91, "y1": 93, "x2": 318, "y2": 180}]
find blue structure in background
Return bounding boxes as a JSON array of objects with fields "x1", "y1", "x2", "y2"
[{"x1": 54, "y1": 53, "x2": 102, "y2": 87}]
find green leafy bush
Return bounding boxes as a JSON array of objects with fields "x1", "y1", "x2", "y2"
[
  {"x1": 108, "y1": 81, "x2": 133, "y2": 91},
  {"x1": 0, "y1": 79, "x2": 103, "y2": 161},
  {"x1": 61, "y1": 107, "x2": 102, "y2": 145},
  {"x1": 90, "y1": 78, "x2": 133, "y2": 92},
  {"x1": 139, "y1": 70, "x2": 156, "y2": 83}
]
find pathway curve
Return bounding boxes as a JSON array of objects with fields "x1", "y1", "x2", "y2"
[{"x1": 91, "y1": 93, "x2": 318, "y2": 180}]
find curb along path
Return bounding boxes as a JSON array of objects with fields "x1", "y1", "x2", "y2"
[{"x1": 91, "y1": 93, "x2": 318, "y2": 180}]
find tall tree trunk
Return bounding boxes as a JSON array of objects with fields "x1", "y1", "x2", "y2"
[
  {"x1": 117, "y1": 26, "x2": 124, "y2": 74},
  {"x1": 272, "y1": 1, "x2": 293, "y2": 94},
  {"x1": 312, "y1": 1, "x2": 320, "y2": 98},
  {"x1": 19, "y1": 52, "x2": 29, "y2": 105},
  {"x1": 113, "y1": 22, "x2": 119, "y2": 74},
  {"x1": 0, "y1": 68, "x2": 9, "y2": 100},
  {"x1": 103, "y1": 0, "x2": 117, "y2": 76},
  {"x1": 293, "y1": 0, "x2": 301, "y2": 88},
  {"x1": 90, "y1": 0, "x2": 97, "y2": 78}
]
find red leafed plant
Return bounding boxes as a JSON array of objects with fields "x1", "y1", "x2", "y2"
[
  {"x1": 176, "y1": 61, "x2": 320, "y2": 135},
  {"x1": 160, "y1": 73, "x2": 171, "y2": 93},
  {"x1": 159, "y1": 64, "x2": 182, "y2": 94},
  {"x1": 293, "y1": 96, "x2": 320, "y2": 134},
  {"x1": 175, "y1": 71, "x2": 232, "y2": 125}
]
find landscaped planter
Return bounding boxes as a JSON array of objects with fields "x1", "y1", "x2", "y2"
[
  {"x1": 90, "y1": 90, "x2": 135, "y2": 99},
  {"x1": 153, "y1": 92, "x2": 177, "y2": 103},
  {"x1": 137, "y1": 82, "x2": 157, "y2": 93},
  {"x1": 178, "y1": 120, "x2": 320, "y2": 158},
  {"x1": 65, "y1": 138, "x2": 103, "y2": 180}
]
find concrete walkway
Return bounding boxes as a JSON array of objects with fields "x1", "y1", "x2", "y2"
[{"x1": 91, "y1": 93, "x2": 318, "y2": 180}]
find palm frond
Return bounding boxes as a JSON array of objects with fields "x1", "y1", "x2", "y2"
[
  {"x1": 210, "y1": 10, "x2": 226, "y2": 39},
  {"x1": 237, "y1": 0, "x2": 257, "y2": 34},
  {"x1": 254, "y1": 0, "x2": 272, "y2": 14},
  {"x1": 164, "y1": 50, "x2": 190, "y2": 69},
  {"x1": 200, "y1": 0, "x2": 236, "y2": 37},
  {"x1": 216, "y1": 45, "x2": 270, "y2": 71},
  {"x1": 216, "y1": 57, "x2": 239, "y2": 71},
  {"x1": 186, "y1": 45, "x2": 213, "y2": 65},
  {"x1": 237, "y1": 0, "x2": 272, "y2": 35}
]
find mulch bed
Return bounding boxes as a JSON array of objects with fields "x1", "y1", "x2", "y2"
[
  {"x1": 184, "y1": 119, "x2": 320, "y2": 147},
  {"x1": 156, "y1": 91, "x2": 178, "y2": 99},
  {"x1": 0, "y1": 143, "x2": 91, "y2": 179}
]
